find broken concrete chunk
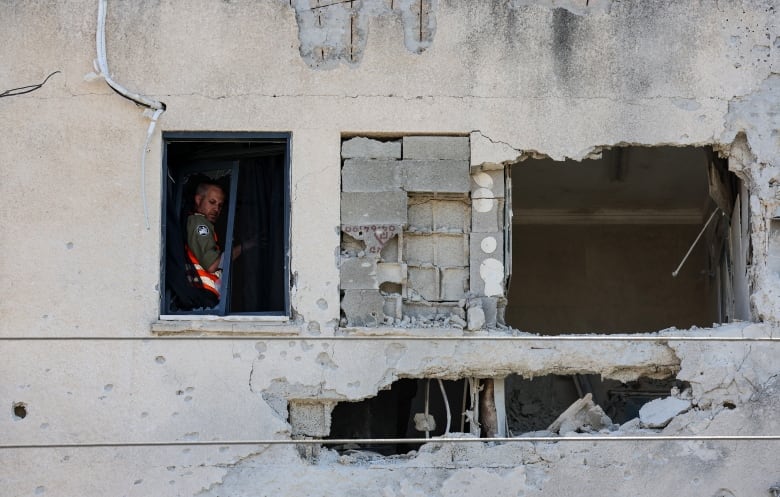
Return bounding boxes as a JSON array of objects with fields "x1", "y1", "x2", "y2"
[
  {"x1": 340, "y1": 257, "x2": 378, "y2": 290},
  {"x1": 341, "y1": 290, "x2": 386, "y2": 327},
  {"x1": 289, "y1": 401, "x2": 336, "y2": 437},
  {"x1": 467, "y1": 306, "x2": 485, "y2": 331},
  {"x1": 342, "y1": 224, "x2": 402, "y2": 256},
  {"x1": 547, "y1": 393, "x2": 613, "y2": 434},
  {"x1": 639, "y1": 396, "x2": 692, "y2": 428},
  {"x1": 341, "y1": 137, "x2": 401, "y2": 159},
  {"x1": 413, "y1": 413, "x2": 436, "y2": 432},
  {"x1": 403, "y1": 136, "x2": 470, "y2": 161}
]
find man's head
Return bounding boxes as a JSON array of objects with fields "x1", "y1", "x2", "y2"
[{"x1": 194, "y1": 183, "x2": 225, "y2": 223}]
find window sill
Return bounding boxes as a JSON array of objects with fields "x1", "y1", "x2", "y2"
[{"x1": 152, "y1": 316, "x2": 298, "y2": 335}]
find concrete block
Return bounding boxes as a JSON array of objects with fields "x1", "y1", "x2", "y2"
[
  {"x1": 403, "y1": 136, "x2": 470, "y2": 160},
  {"x1": 404, "y1": 234, "x2": 434, "y2": 265},
  {"x1": 433, "y1": 200, "x2": 470, "y2": 232},
  {"x1": 435, "y1": 234, "x2": 469, "y2": 267},
  {"x1": 383, "y1": 295, "x2": 402, "y2": 320},
  {"x1": 342, "y1": 137, "x2": 401, "y2": 159},
  {"x1": 467, "y1": 306, "x2": 485, "y2": 331},
  {"x1": 403, "y1": 302, "x2": 464, "y2": 320},
  {"x1": 470, "y1": 232, "x2": 505, "y2": 297},
  {"x1": 341, "y1": 159, "x2": 402, "y2": 192},
  {"x1": 480, "y1": 296, "x2": 499, "y2": 328},
  {"x1": 341, "y1": 290, "x2": 386, "y2": 327},
  {"x1": 407, "y1": 267, "x2": 438, "y2": 301},
  {"x1": 408, "y1": 196, "x2": 433, "y2": 231},
  {"x1": 340, "y1": 257, "x2": 377, "y2": 290},
  {"x1": 289, "y1": 400, "x2": 335, "y2": 437},
  {"x1": 402, "y1": 160, "x2": 470, "y2": 193},
  {"x1": 639, "y1": 397, "x2": 692, "y2": 428},
  {"x1": 377, "y1": 262, "x2": 406, "y2": 284},
  {"x1": 471, "y1": 169, "x2": 505, "y2": 198},
  {"x1": 441, "y1": 267, "x2": 469, "y2": 301},
  {"x1": 380, "y1": 235, "x2": 400, "y2": 262},
  {"x1": 472, "y1": 198, "x2": 505, "y2": 233},
  {"x1": 341, "y1": 192, "x2": 408, "y2": 225}
]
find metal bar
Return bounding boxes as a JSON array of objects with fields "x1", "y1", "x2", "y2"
[
  {"x1": 3, "y1": 435, "x2": 780, "y2": 449},
  {"x1": 672, "y1": 208, "x2": 721, "y2": 277},
  {"x1": 0, "y1": 336, "x2": 777, "y2": 341},
  {"x1": 424, "y1": 379, "x2": 430, "y2": 439},
  {"x1": 437, "y1": 379, "x2": 451, "y2": 435}
]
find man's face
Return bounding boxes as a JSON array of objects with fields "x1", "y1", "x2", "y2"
[{"x1": 194, "y1": 185, "x2": 225, "y2": 223}]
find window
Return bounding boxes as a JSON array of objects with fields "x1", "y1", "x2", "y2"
[{"x1": 161, "y1": 132, "x2": 290, "y2": 317}]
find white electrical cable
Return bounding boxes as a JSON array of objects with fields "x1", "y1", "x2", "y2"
[
  {"x1": 95, "y1": 0, "x2": 166, "y2": 229},
  {"x1": 95, "y1": 0, "x2": 165, "y2": 111}
]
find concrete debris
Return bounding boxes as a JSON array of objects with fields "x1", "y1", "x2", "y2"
[
  {"x1": 547, "y1": 393, "x2": 613, "y2": 434},
  {"x1": 467, "y1": 306, "x2": 485, "y2": 331},
  {"x1": 414, "y1": 413, "x2": 436, "y2": 432},
  {"x1": 639, "y1": 396, "x2": 692, "y2": 428}
]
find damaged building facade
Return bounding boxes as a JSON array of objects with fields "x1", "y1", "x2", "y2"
[{"x1": 2, "y1": 1, "x2": 780, "y2": 496}]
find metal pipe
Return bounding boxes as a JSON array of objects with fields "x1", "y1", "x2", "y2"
[
  {"x1": 1, "y1": 336, "x2": 776, "y2": 342},
  {"x1": 437, "y1": 379, "x2": 451, "y2": 435},
  {"x1": 460, "y1": 380, "x2": 468, "y2": 433},
  {"x1": 424, "y1": 379, "x2": 430, "y2": 439},
  {"x1": 3, "y1": 435, "x2": 780, "y2": 449},
  {"x1": 672, "y1": 208, "x2": 721, "y2": 277}
]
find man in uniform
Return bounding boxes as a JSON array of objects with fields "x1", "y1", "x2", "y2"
[{"x1": 186, "y1": 182, "x2": 225, "y2": 298}]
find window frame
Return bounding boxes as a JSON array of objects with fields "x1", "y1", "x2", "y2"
[{"x1": 160, "y1": 131, "x2": 292, "y2": 318}]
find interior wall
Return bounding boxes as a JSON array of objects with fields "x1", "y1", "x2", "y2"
[{"x1": 506, "y1": 223, "x2": 717, "y2": 334}]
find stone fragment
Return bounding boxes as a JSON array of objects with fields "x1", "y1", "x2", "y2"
[
  {"x1": 547, "y1": 394, "x2": 613, "y2": 434},
  {"x1": 341, "y1": 159, "x2": 403, "y2": 192},
  {"x1": 467, "y1": 306, "x2": 485, "y2": 331},
  {"x1": 340, "y1": 257, "x2": 378, "y2": 290},
  {"x1": 289, "y1": 401, "x2": 335, "y2": 437},
  {"x1": 341, "y1": 290, "x2": 386, "y2": 327},
  {"x1": 402, "y1": 160, "x2": 470, "y2": 192},
  {"x1": 639, "y1": 397, "x2": 692, "y2": 428},
  {"x1": 413, "y1": 413, "x2": 436, "y2": 432},
  {"x1": 480, "y1": 297, "x2": 498, "y2": 328},
  {"x1": 403, "y1": 136, "x2": 470, "y2": 160},
  {"x1": 342, "y1": 224, "x2": 402, "y2": 256},
  {"x1": 341, "y1": 192, "x2": 408, "y2": 225},
  {"x1": 342, "y1": 137, "x2": 401, "y2": 159}
]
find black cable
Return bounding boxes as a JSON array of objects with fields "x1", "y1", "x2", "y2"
[{"x1": 0, "y1": 71, "x2": 61, "y2": 98}]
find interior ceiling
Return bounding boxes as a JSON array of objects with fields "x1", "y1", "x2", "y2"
[{"x1": 511, "y1": 147, "x2": 713, "y2": 224}]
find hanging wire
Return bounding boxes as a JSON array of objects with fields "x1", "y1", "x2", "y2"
[{"x1": 0, "y1": 71, "x2": 61, "y2": 98}]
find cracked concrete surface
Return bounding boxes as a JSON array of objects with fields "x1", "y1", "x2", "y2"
[{"x1": 1, "y1": 0, "x2": 779, "y2": 495}]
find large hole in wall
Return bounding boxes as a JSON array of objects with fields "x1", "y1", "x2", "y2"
[
  {"x1": 323, "y1": 375, "x2": 690, "y2": 455},
  {"x1": 328, "y1": 378, "x2": 472, "y2": 455},
  {"x1": 506, "y1": 146, "x2": 751, "y2": 334},
  {"x1": 506, "y1": 374, "x2": 689, "y2": 433}
]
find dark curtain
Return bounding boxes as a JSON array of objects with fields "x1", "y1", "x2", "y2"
[{"x1": 229, "y1": 155, "x2": 286, "y2": 313}]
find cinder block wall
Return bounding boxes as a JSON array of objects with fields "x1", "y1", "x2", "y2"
[{"x1": 339, "y1": 136, "x2": 508, "y2": 329}]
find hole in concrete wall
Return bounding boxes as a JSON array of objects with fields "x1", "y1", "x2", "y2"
[
  {"x1": 506, "y1": 146, "x2": 749, "y2": 334},
  {"x1": 328, "y1": 378, "x2": 470, "y2": 455},
  {"x1": 13, "y1": 402, "x2": 27, "y2": 420},
  {"x1": 506, "y1": 374, "x2": 689, "y2": 433}
]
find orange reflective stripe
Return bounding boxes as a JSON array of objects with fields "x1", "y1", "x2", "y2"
[{"x1": 185, "y1": 245, "x2": 220, "y2": 297}]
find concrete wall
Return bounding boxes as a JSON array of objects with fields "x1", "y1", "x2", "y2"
[{"x1": 1, "y1": 1, "x2": 779, "y2": 496}]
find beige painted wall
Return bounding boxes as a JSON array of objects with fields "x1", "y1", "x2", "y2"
[{"x1": 1, "y1": 1, "x2": 779, "y2": 496}]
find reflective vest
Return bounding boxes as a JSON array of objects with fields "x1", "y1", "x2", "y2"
[{"x1": 185, "y1": 243, "x2": 221, "y2": 298}]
